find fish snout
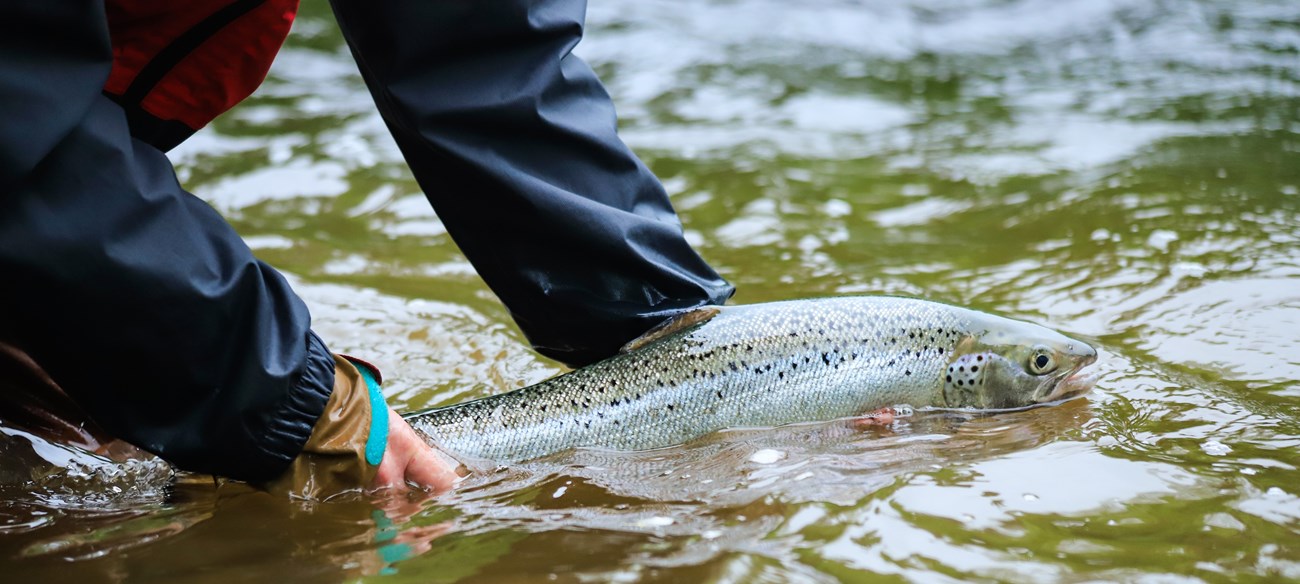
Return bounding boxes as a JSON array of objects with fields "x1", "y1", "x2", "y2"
[
  {"x1": 1035, "y1": 344, "x2": 1099, "y2": 404},
  {"x1": 1067, "y1": 340, "x2": 1098, "y2": 363}
]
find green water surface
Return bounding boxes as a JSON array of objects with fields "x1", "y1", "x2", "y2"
[{"x1": 2, "y1": 0, "x2": 1298, "y2": 582}]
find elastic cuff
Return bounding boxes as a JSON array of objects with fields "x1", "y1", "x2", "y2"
[{"x1": 249, "y1": 331, "x2": 336, "y2": 482}]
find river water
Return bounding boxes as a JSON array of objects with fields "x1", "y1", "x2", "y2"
[{"x1": 2, "y1": 0, "x2": 1298, "y2": 581}]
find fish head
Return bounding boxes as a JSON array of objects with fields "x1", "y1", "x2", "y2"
[{"x1": 942, "y1": 313, "x2": 1097, "y2": 409}]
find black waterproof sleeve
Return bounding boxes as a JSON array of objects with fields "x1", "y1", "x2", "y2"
[
  {"x1": 329, "y1": 0, "x2": 735, "y2": 367},
  {"x1": 0, "y1": 1, "x2": 335, "y2": 481}
]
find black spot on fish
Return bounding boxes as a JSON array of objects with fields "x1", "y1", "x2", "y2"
[
  {"x1": 905, "y1": 370, "x2": 912, "y2": 376},
  {"x1": 584, "y1": 421, "x2": 591, "y2": 429},
  {"x1": 778, "y1": 371, "x2": 785, "y2": 380},
  {"x1": 716, "y1": 390, "x2": 724, "y2": 399},
  {"x1": 729, "y1": 362, "x2": 738, "y2": 372},
  {"x1": 822, "y1": 352, "x2": 832, "y2": 365},
  {"x1": 667, "y1": 404, "x2": 674, "y2": 411},
  {"x1": 938, "y1": 348, "x2": 945, "y2": 355},
  {"x1": 889, "y1": 360, "x2": 896, "y2": 366},
  {"x1": 971, "y1": 365, "x2": 979, "y2": 372},
  {"x1": 977, "y1": 355, "x2": 984, "y2": 361},
  {"x1": 611, "y1": 399, "x2": 620, "y2": 407},
  {"x1": 540, "y1": 405, "x2": 548, "y2": 412},
  {"x1": 754, "y1": 367, "x2": 763, "y2": 374},
  {"x1": 946, "y1": 375, "x2": 952, "y2": 382},
  {"x1": 957, "y1": 380, "x2": 963, "y2": 386}
]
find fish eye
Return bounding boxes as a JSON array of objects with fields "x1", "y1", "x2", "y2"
[{"x1": 1028, "y1": 348, "x2": 1057, "y2": 375}]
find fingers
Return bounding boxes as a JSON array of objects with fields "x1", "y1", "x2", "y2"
[
  {"x1": 852, "y1": 407, "x2": 896, "y2": 427},
  {"x1": 391, "y1": 408, "x2": 460, "y2": 491},
  {"x1": 370, "y1": 407, "x2": 461, "y2": 494}
]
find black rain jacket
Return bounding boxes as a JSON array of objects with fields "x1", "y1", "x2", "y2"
[{"x1": 0, "y1": 0, "x2": 733, "y2": 481}]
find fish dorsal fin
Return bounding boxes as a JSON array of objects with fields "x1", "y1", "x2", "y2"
[{"x1": 620, "y1": 306, "x2": 722, "y2": 353}]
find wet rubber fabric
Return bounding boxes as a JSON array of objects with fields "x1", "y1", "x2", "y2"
[
  {"x1": 0, "y1": 0, "x2": 732, "y2": 483},
  {"x1": 263, "y1": 357, "x2": 379, "y2": 499}
]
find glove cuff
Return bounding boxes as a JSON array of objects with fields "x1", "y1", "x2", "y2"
[{"x1": 262, "y1": 355, "x2": 384, "y2": 499}]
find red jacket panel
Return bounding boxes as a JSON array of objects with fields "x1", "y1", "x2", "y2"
[{"x1": 104, "y1": 0, "x2": 298, "y2": 139}]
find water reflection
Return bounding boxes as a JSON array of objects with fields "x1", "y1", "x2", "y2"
[{"x1": 0, "y1": 475, "x2": 457, "y2": 581}]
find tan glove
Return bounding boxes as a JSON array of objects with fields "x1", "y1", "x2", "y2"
[{"x1": 264, "y1": 356, "x2": 459, "y2": 499}]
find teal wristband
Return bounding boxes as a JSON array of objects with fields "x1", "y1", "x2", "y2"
[{"x1": 356, "y1": 364, "x2": 388, "y2": 466}]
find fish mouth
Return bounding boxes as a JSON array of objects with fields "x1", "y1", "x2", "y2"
[{"x1": 1034, "y1": 356, "x2": 1099, "y2": 404}]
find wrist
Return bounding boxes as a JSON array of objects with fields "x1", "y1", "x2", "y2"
[{"x1": 349, "y1": 359, "x2": 389, "y2": 466}]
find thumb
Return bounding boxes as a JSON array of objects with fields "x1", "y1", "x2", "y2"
[{"x1": 371, "y1": 407, "x2": 460, "y2": 493}]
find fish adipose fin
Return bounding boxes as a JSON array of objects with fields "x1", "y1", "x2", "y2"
[{"x1": 620, "y1": 307, "x2": 722, "y2": 353}]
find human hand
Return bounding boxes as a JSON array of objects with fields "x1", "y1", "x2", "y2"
[{"x1": 369, "y1": 406, "x2": 460, "y2": 493}]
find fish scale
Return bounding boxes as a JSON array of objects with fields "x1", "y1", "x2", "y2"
[{"x1": 408, "y1": 297, "x2": 979, "y2": 463}]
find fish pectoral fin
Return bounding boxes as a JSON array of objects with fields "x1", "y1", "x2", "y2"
[{"x1": 620, "y1": 306, "x2": 722, "y2": 353}]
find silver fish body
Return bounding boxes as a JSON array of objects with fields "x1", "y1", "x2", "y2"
[{"x1": 406, "y1": 297, "x2": 1096, "y2": 463}]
